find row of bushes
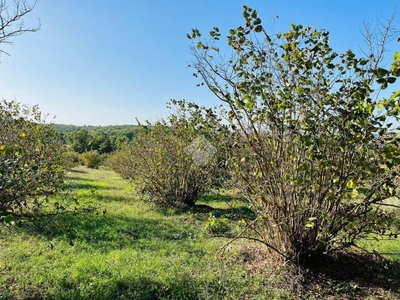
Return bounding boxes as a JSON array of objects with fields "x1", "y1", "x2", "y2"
[
  {"x1": 64, "y1": 150, "x2": 104, "y2": 169},
  {"x1": 107, "y1": 100, "x2": 230, "y2": 208},
  {"x1": 3, "y1": 6, "x2": 400, "y2": 266},
  {"x1": 107, "y1": 7, "x2": 400, "y2": 264}
]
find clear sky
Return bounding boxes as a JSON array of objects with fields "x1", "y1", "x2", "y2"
[{"x1": 0, "y1": 0, "x2": 399, "y2": 125}]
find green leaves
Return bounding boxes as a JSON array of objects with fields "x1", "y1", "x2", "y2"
[
  {"x1": 187, "y1": 5, "x2": 400, "y2": 262},
  {"x1": 0, "y1": 100, "x2": 66, "y2": 217},
  {"x1": 374, "y1": 67, "x2": 390, "y2": 77},
  {"x1": 111, "y1": 100, "x2": 228, "y2": 208},
  {"x1": 187, "y1": 28, "x2": 201, "y2": 39},
  {"x1": 374, "y1": 67, "x2": 397, "y2": 90},
  {"x1": 1, "y1": 215, "x2": 15, "y2": 224},
  {"x1": 305, "y1": 217, "x2": 317, "y2": 228},
  {"x1": 254, "y1": 25, "x2": 263, "y2": 33},
  {"x1": 254, "y1": 18, "x2": 262, "y2": 25}
]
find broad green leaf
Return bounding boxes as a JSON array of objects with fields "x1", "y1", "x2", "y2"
[
  {"x1": 254, "y1": 18, "x2": 262, "y2": 25},
  {"x1": 374, "y1": 67, "x2": 390, "y2": 78},
  {"x1": 245, "y1": 100, "x2": 254, "y2": 109},
  {"x1": 3, "y1": 215, "x2": 15, "y2": 224},
  {"x1": 254, "y1": 25, "x2": 263, "y2": 33}
]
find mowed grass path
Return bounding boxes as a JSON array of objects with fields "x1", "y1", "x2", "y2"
[{"x1": 0, "y1": 166, "x2": 276, "y2": 300}]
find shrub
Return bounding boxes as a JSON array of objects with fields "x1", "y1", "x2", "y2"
[
  {"x1": 106, "y1": 144, "x2": 137, "y2": 179},
  {"x1": 0, "y1": 100, "x2": 66, "y2": 217},
  {"x1": 63, "y1": 150, "x2": 81, "y2": 169},
  {"x1": 188, "y1": 7, "x2": 400, "y2": 262},
  {"x1": 81, "y1": 150, "x2": 102, "y2": 169},
  {"x1": 112, "y1": 100, "x2": 229, "y2": 208}
]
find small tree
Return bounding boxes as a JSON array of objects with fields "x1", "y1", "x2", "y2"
[
  {"x1": 81, "y1": 150, "x2": 102, "y2": 169},
  {"x1": 70, "y1": 129, "x2": 91, "y2": 153},
  {"x1": 188, "y1": 6, "x2": 400, "y2": 262},
  {"x1": 111, "y1": 100, "x2": 229, "y2": 208},
  {"x1": 0, "y1": 100, "x2": 66, "y2": 217}
]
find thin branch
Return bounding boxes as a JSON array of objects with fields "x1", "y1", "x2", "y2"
[{"x1": 0, "y1": 0, "x2": 40, "y2": 57}]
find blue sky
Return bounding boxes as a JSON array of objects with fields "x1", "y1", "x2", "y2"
[{"x1": 0, "y1": 0, "x2": 398, "y2": 125}]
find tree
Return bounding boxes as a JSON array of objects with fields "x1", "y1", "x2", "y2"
[
  {"x1": 109, "y1": 100, "x2": 229, "y2": 208},
  {"x1": 0, "y1": 100, "x2": 66, "y2": 218},
  {"x1": 89, "y1": 132, "x2": 113, "y2": 154},
  {"x1": 70, "y1": 129, "x2": 91, "y2": 153},
  {"x1": 188, "y1": 6, "x2": 400, "y2": 263},
  {"x1": 0, "y1": 0, "x2": 40, "y2": 58}
]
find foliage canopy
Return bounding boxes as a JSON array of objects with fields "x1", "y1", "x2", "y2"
[
  {"x1": 0, "y1": 100, "x2": 66, "y2": 218},
  {"x1": 188, "y1": 6, "x2": 400, "y2": 262},
  {"x1": 109, "y1": 100, "x2": 229, "y2": 208}
]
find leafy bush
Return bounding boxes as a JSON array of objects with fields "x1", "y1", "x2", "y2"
[
  {"x1": 188, "y1": 6, "x2": 400, "y2": 262},
  {"x1": 106, "y1": 144, "x2": 137, "y2": 179},
  {"x1": 112, "y1": 100, "x2": 229, "y2": 208},
  {"x1": 0, "y1": 100, "x2": 66, "y2": 217},
  {"x1": 63, "y1": 150, "x2": 81, "y2": 169},
  {"x1": 80, "y1": 150, "x2": 102, "y2": 169}
]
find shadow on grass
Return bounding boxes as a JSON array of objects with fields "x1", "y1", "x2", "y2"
[
  {"x1": 184, "y1": 205, "x2": 256, "y2": 222},
  {"x1": 46, "y1": 275, "x2": 209, "y2": 300},
  {"x1": 302, "y1": 250, "x2": 400, "y2": 299},
  {"x1": 65, "y1": 176, "x2": 122, "y2": 192},
  {"x1": 1, "y1": 273, "x2": 207, "y2": 300},
  {"x1": 199, "y1": 193, "x2": 247, "y2": 204},
  {"x1": 100, "y1": 277, "x2": 202, "y2": 300},
  {"x1": 95, "y1": 194, "x2": 136, "y2": 203},
  {"x1": 67, "y1": 176, "x2": 96, "y2": 182},
  {"x1": 70, "y1": 169, "x2": 87, "y2": 174},
  {"x1": 66, "y1": 181, "x2": 116, "y2": 191},
  {"x1": 16, "y1": 213, "x2": 200, "y2": 252},
  {"x1": 154, "y1": 194, "x2": 256, "y2": 222}
]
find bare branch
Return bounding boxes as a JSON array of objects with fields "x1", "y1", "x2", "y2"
[
  {"x1": 360, "y1": 6, "x2": 399, "y2": 70},
  {"x1": 0, "y1": 0, "x2": 40, "y2": 57}
]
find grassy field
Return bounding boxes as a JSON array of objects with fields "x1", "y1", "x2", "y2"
[{"x1": 1, "y1": 166, "x2": 400, "y2": 299}]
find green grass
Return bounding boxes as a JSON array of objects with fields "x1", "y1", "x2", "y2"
[
  {"x1": 358, "y1": 236, "x2": 400, "y2": 261},
  {"x1": 0, "y1": 166, "x2": 285, "y2": 300},
  {"x1": 1, "y1": 166, "x2": 400, "y2": 299}
]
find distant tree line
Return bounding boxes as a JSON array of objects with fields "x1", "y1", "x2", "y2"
[{"x1": 54, "y1": 124, "x2": 140, "y2": 154}]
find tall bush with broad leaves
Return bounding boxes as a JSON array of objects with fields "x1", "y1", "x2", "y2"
[
  {"x1": 110, "y1": 100, "x2": 230, "y2": 208},
  {"x1": 0, "y1": 100, "x2": 66, "y2": 219},
  {"x1": 188, "y1": 6, "x2": 400, "y2": 262}
]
